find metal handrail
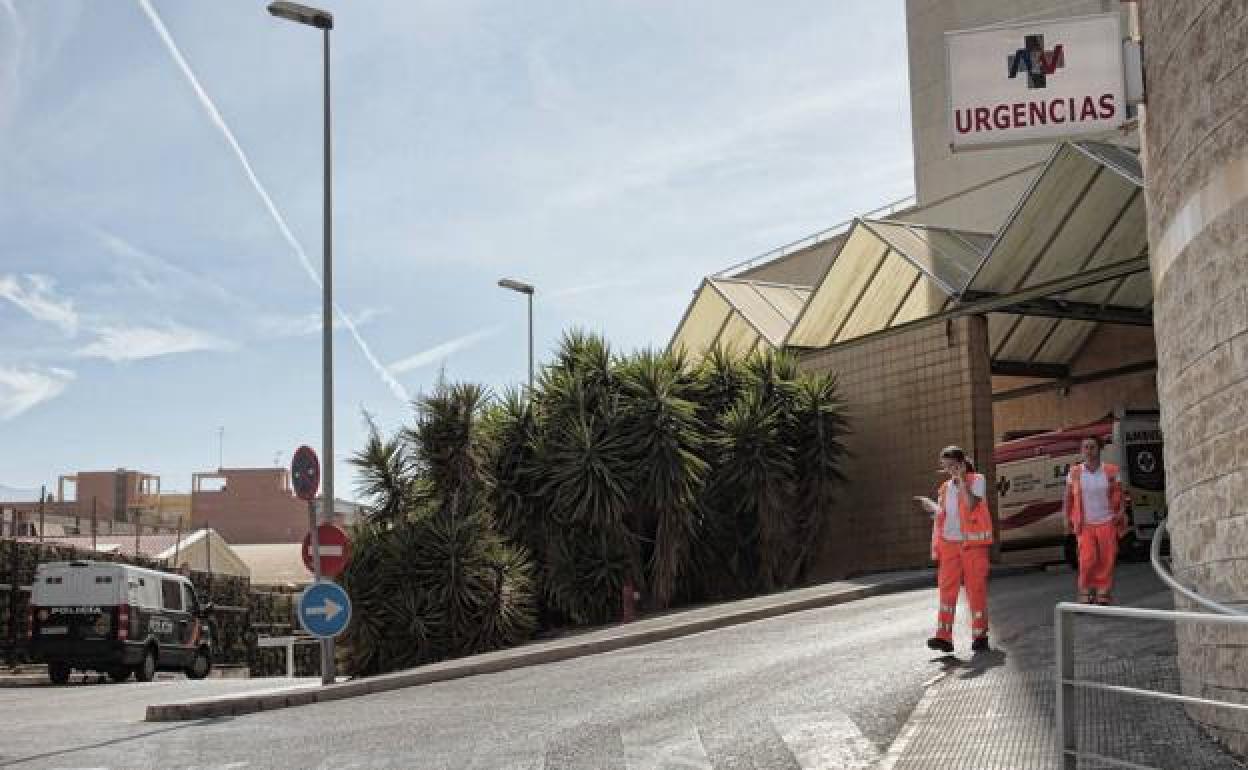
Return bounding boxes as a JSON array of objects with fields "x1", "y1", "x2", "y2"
[
  {"x1": 1055, "y1": 517, "x2": 1248, "y2": 768},
  {"x1": 1149, "y1": 515, "x2": 1246, "y2": 616},
  {"x1": 712, "y1": 193, "x2": 917, "y2": 278},
  {"x1": 1055, "y1": 602, "x2": 1248, "y2": 769}
]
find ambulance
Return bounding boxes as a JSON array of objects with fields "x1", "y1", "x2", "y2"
[
  {"x1": 994, "y1": 410, "x2": 1166, "y2": 566},
  {"x1": 27, "y1": 560, "x2": 215, "y2": 684}
]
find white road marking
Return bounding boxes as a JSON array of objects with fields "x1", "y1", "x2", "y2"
[
  {"x1": 772, "y1": 710, "x2": 881, "y2": 770},
  {"x1": 622, "y1": 723, "x2": 712, "y2": 769}
]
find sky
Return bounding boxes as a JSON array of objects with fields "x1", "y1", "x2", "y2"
[{"x1": 0, "y1": 0, "x2": 913, "y2": 500}]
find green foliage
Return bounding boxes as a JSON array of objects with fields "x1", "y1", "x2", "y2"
[
  {"x1": 342, "y1": 383, "x2": 536, "y2": 676},
  {"x1": 348, "y1": 331, "x2": 850, "y2": 671}
]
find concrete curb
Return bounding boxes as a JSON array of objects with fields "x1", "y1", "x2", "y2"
[{"x1": 145, "y1": 565, "x2": 1037, "y2": 722}]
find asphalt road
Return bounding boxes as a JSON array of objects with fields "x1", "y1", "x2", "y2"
[{"x1": 0, "y1": 564, "x2": 1166, "y2": 770}]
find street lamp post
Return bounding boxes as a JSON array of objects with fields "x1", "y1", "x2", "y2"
[
  {"x1": 267, "y1": 0, "x2": 335, "y2": 687},
  {"x1": 497, "y1": 279, "x2": 535, "y2": 396}
]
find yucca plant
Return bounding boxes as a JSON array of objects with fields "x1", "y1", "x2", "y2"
[
  {"x1": 713, "y1": 385, "x2": 795, "y2": 592},
  {"x1": 538, "y1": 368, "x2": 636, "y2": 624},
  {"x1": 786, "y1": 372, "x2": 850, "y2": 585},
  {"x1": 618, "y1": 349, "x2": 707, "y2": 609},
  {"x1": 342, "y1": 382, "x2": 537, "y2": 676},
  {"x1": 351, "y1": 416, "x2": 426, "y2": 526}
]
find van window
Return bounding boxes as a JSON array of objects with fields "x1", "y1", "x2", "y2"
[
  {"x1": 161, "y1": 579, "x2": 183, "y2": 611},
  {"x1": 182, "y1": 583, "x2": 196, "y2": 613}
]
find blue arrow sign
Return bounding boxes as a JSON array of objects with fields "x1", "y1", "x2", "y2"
[{"x1": 298, "y1": 580, "x2": 351, "y2": 639}]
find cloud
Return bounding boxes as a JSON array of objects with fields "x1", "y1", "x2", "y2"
[
  {"x1": 259, "y1": 307, "x2": 387, "y2": 339},
  {"x1": 136, "y1": 0, "x2": 408, "y2": 404},
  {"x1": 75, "y1": 323, "x2": 236, "y2": 362},
  {"x1": 92, "y1": 228, "x2": 239, "y2": 307},
  {"x1": 0, "y1": 274, "x2": 79, "y2": 335},
  {"x1": 0, "y1": 365, "x2": 74, "y2": 420},
  {"x1": 388, "y1": 327, "x2": 501, "y2": 375}
]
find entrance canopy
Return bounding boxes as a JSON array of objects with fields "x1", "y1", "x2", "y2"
[
  {"x1": 785, "y1": 219, "x2": 992, "y2": 348},
  {"x1": 669, "y1": 278, "x2": 811, "y2": 360},
  {"x1": 784, "y1": 141, "x2": 1150, "y2": 376}
]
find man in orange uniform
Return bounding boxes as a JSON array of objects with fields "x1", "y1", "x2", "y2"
[
  {"x1": 1064, "y1": 436, "x2": 1126, "y2": 605},
  {"x1": 926, "y1": 446, "x2": 994, "y2": 654}
]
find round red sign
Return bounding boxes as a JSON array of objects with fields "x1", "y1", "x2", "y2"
[
  {"x1": 302, "y1": 523, "x2": 351, "y2": 578},
  {"x1": 291, "y1": 445, "x2": 320, "y2": 502}
]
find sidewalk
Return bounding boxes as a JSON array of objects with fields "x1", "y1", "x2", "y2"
[
  {"x1": 146, "y1": 566, "x2": 977, "y2": 722},
  {"x1": 879, "y1": 566, "x2": 1248, "y2": 769}
]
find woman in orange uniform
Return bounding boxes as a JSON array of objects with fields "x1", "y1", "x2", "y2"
[
  {"x1": 1065, "y1": 436, "x2": 1126, "y2": 605},
  {"x1": 924, "y1": 446, "x2": 994, "y2": 654}
]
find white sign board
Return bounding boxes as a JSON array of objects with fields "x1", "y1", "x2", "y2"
[{"x1": 946, "y1": 13, "x2": 1125, "y2": 151}]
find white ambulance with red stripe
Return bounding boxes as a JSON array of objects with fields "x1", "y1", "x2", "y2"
[{"x1": 994, "y1": 410, "x2": 1166, "y2": 566}]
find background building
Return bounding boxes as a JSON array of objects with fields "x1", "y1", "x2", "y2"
[{"x1": 191, "y1": 467, "x2": 362, "y2": 544}]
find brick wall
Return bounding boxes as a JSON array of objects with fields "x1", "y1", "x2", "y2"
[
  {"x1": 800, "y1": 316, "x2": 996, "y2": 579},
  {"x1": 1141, "y1": 0, "x2": 1248, "y2": 751}
]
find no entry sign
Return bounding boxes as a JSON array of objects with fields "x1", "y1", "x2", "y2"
[
  {"x1": 291, "y1": 445, "x2": 320, "y2": 502},
  {"x1": 303, "y1": 522, "x2": 351, "y2": 578}
]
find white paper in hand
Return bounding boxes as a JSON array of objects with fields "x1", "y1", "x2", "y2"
[{"x1": 914, "y1": 496, "x2": 940, "y2": 517}]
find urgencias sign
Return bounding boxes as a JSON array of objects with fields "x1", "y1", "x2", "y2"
[{"x1": 946, "y1": 13, "x2": 1126, "y2": 151}]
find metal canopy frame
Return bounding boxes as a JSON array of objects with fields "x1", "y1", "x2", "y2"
[{"x1": 783, "y1": 140, "x2": 1151, "y2": 380}]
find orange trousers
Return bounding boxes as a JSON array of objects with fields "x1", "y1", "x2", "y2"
[
  {"x1": 935, "y1": 538, "x2": 990, "y2": 641},
  {"x1": 1077, "y1": 522, "x2": 1119, "y2": 594}
]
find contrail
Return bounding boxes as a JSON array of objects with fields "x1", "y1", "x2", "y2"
[
  {"x1": 136, "y1": 0, "x2": 409, "y2": 403},
  {"x1": 388, "y1": 327, "x2": 501, "y2": 374}
]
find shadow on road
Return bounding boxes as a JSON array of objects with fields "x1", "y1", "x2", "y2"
[{"x1": 0, "y1": 717, "x2": 234, "y2": 768}]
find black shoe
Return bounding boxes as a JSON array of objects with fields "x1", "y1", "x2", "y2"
[
  {"x1": 926, "y1": 637, "x2": 954, "y2": 653},
  {"x1": 971, "y1": 636, "x2": 990, "y2": 653}
]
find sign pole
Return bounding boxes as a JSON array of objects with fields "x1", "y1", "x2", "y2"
[{"x1": 307, "y1": 499, "x2": 333, "y2": 685}]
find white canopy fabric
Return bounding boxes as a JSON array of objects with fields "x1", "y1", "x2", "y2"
[
  {"x1": 785, "y1": 219, "x2": 991, "y2": 348},
  {"x1": 783, "y1": 141, "x2": 1148, "y2": 371},
  {"x1": 670, "y1": 141, "x2": 1149, "y2": 374},
  {"x1": 966, "y1": 142, "x2": 1149, "y2": 369},
  {"x1": 669, "y1": 278, "x2": 812, "y2": 361}
]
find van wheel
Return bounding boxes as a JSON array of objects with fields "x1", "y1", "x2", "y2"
[
  {"x1": 186, "y1": 648, "x2": 212, "y2": 680},
  {"x1": 1063, "y1": 536, "x2": 1079, "y2": 570},
  {"x1": 134, "y1": 648, "x2": 157, "y2": 682},
  {"x1": 48, "y1": 662, "x2": 71, "y2": 685},
  {"x1": 108, "y1": 667, "x2": 132, "y2": 683}
]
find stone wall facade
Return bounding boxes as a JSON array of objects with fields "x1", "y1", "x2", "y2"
[
  {"x1": 800, "y1": 316, "x2": 996, "y2": 578},
  {"x1": 1141, "y1": 0, "x2": 1248, "y2": 753}
]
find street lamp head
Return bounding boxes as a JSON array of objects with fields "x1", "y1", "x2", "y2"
[
  {"x1": 268, "y1": 1, "x2": 333, "y2": 30},
  {"x1": 498, "y1": 278, "x2": 535, "y2": 295}
]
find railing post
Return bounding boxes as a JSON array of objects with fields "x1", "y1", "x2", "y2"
[{"x1": 1055, "y1": 604, "x2": 1078, "y2": 769}]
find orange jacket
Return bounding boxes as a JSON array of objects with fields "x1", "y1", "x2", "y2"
[
  {"x1": 931, "y1": 472, "x2": 994, "y2": 559},
  {"x1": 1065, "y1": 462, "x2": 1126, "y2": 535}
]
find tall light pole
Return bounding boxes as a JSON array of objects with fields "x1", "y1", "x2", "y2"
[
  {"x1": 267, "y1": 0, "x2": 335, "y2": 687},
  {"x1": 497, "y1": 278, "x2": 535, "y2": 396}
]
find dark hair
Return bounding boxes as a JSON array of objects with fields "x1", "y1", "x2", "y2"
[
  {"x1": 940, "y1": 445, "x2": 975, "y2": 473},
  {"x1": 1082, "y1": 435, "x2": 1105, "y2": 449}
]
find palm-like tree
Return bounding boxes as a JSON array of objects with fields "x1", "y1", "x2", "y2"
[
  {"x1": 341, "y1": 383, "x2": 536, "y2": 676},
  {"x1": 787, "y1": 372, "x2": 850, "y2": 585},
  {"x1": 346, "y1": 332, "x2": 849, "y2": 666},
  {"x1": 618, "y1": 349, "x2": 707, "y2": 609}
]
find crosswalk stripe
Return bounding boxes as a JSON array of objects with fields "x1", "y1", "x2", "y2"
[
  {"x1": 621, "y1": 723, "x2": 711, "y2": 770},
  {"x1": 772, "y1": 711, "x2": 881, "y2": 770}
]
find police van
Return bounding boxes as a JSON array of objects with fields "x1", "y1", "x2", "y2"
[
  {"x1": 28, "y1": 560, "x2": 215, "y2": 684},
  {"x1": 994, "y1": 409, "x2": 1166, "y2": 566}
]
